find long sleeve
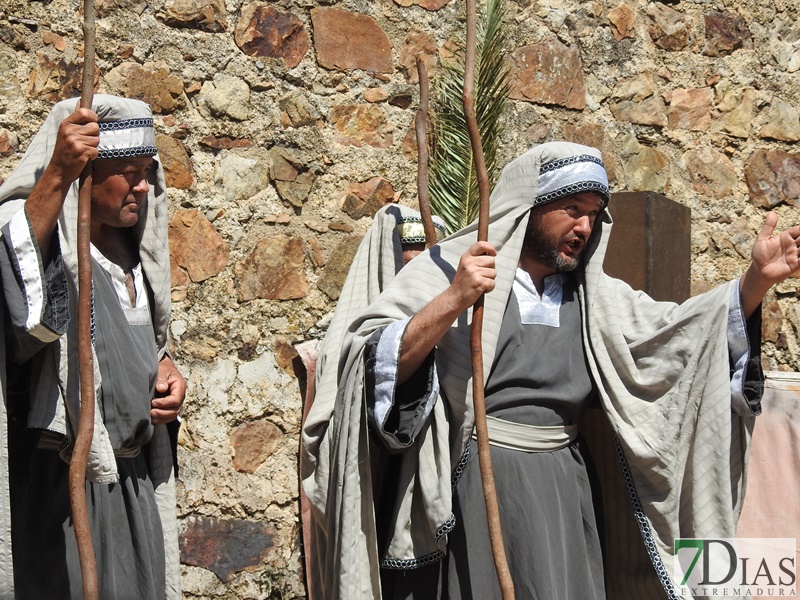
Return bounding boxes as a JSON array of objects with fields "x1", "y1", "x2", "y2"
[
  {"x1": 1, "y1": 207, "x2": 69, "y2": 363},
  {"x1": 365, "y1": 318, "x2": 440, "y2": 452},
  {"x1": 728, "y1": 278, "x2": 764, "y2": 415}
]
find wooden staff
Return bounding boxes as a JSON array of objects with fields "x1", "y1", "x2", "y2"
[
  {"x1": 462, "y1": 0, "x2": 515, "y2": 597},
  {"x1": 68, "y1": 0, "x2": 100, "y2": 597},
  {"x1": 414, "y1": 55, "x2": 438, "y2": 248}
]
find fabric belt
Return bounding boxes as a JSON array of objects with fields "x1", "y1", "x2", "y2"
[
  {"x1": 36, "y1": 429, "x2": 141, "y2": 458},
  {"x1": 472, "y1": 415, "x2": 578, "y2": 452}
]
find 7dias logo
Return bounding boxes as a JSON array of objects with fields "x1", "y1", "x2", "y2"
[{"x1": 674, "y1": 538, "x2": 796, "y2": 597}]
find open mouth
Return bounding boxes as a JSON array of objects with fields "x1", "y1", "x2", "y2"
[{"x1": 564, "y1": 237, "x2": 584, "y2": 254}]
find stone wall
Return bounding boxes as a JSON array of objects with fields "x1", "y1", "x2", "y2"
[{"x1": 1, "y1": 0, "x2": 798, "y2": 597}]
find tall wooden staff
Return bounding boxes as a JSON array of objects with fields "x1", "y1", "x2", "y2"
[
  {"x1": 462, "y1": 0, "x2": 515, "y2": 597},
  {"x1": 414, "y1": 55, "x2": 438, "y2": 248},
  {"x1": 68, "y1": 0, "x2": 100, "y2": 598}
]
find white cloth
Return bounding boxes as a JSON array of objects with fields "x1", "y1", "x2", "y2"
[{"x1": 316, "y1": 142, "x2": 759, "y2": 599}]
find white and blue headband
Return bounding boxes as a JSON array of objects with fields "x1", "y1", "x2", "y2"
[
  {"x1": 535, "y1": 154, "x2": 610, "y2": 207},
  {"x1": 97, "y1": 117, "x2": 157, "y2": 160}
]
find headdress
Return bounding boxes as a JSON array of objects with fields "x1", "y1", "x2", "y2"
[
  {"x1": 534, "y1": 152, "x2": 609, "y2": 208},
  {"x1": 395, "y1": 214, "x2": 447, "y2": 245},
  {"x1": 97, "y1": 116, "x2": 157, "y2": 160}
]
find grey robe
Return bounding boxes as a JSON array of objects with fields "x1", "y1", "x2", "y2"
[
  {"x1": 0, "y1": 95, "x2": 179, "y2": 599},
  {"x1": 316, "y1": 142, "x2": 760, "y2": 599}
]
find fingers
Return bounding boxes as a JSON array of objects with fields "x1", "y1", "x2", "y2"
[
  {"x1": 51, "y1": 108, "x2": 100, "y2": 181},
  {"x1": 153, "y1": 357, "x2": 187, "y2": 425},
  {"x1": 756, "y1": 211, "x2": 778, "y2": 242},
  {"x1": 150, "y1": 386, "x2": 184, "y2": 425},
  {"x1": 450, "y1": 242, "x2": 497, "y2": 308},
  {"x1": 466, "y1": 240, "x2": 496, "y2": 257}
]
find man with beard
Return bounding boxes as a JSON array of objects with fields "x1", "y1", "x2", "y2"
[{"x1": 318, "y1": 141, "x2": 800, "y2": 599}]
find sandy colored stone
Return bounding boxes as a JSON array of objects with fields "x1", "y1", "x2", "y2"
[
  {"x1": 156, "y1": 134, "x2": 195, "y2": 190},
  {"x1": 394, "y1": 0, "x2": 451, "y2": 8},
  {"x1": 608, "y1": 3, "x2": 636, "y2": 41},
  {"x1": 668, "y1": 88, "x2": 713, "y2": 131},
  {"x1": 610, "y1": 70, "x2": 657, "y2": 103},
  {"x1": 682, "y1": 146, "x2": 737, "y2": 199},
  {"x1": 316, "y1": 236, "x2": 362, "y2": 300},
  {"x1": 342, "y1": 177, "x2": 395, "y2": 219},
  {"x1": 166, "y1": 0, "x2": 226, "y2": 32},
  {"x1": 311, "y1": 7, "x2": 393, "y2": 73},
  {"x1": 744, "y1": 149, "x2": 800, "y2": 209},
  {"x1": 235, "y1": 236, "x2": 308, "y2": 301},
  {"x1": 620, "y1": 134, "x2": 670, "y2": 192},
  {"x1": 198, "y1": 73, "x2": 251, "y2": 121},
  {"x1": 219, "y1": 149, "x2": 271, "y2": 202},
  {"x1": 230, "y1": 419, "x2": 283, "y2": 473},
  {"x1": 27, "y1": 51, "x2": 84, "y2": 101},
  {"x1": 364, "y1": 87, "x2": 389, "y2": 103},
  {"x1": 330, "y1": 104, "x2": 393, "y2": 148},
  {"x1": 508, "y1": 39, "x2": 587, "y2": 110},
  {"x1": 759, "y1": 98, "x2": 800, "y2": 142},
  {"x1": 0, "y1": 128, "x2": 18, "y2": 157},
  {"x1": 235, "y1": 3, "x2": 310, "y2": 68},
  {"x1": 279, "y1": 92, "x2": 321, "y2": 127},
  {"x1": 398, "y1": 29, "x2": 437, "y2": 84},
  {"x1": 609, "y1": 72, "x2": 667, "y2": 127},
  {"x1": 712, "y1": 87, "x2": 757, "y2": 139},
  {"x1": 646, "y1": 3, "x2": 690, "y2": 51},
  {"x1": 41, "y1": 30, "x2": 66, "y2": 52},
  {"x1": 105, "y1": 61, "x2": 184, "y2": 113},
  {"x1": 169, "y1": 209, "x2": 229, "y2": 282}
]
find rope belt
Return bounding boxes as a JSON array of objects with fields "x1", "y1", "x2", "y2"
[{"x1": 472, "y1": 415, "x2": 578, "y2": 452}]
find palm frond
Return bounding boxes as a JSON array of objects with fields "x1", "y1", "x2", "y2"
[{"x1": 429, "y1": 0, "x2": 511, "y2": 232}]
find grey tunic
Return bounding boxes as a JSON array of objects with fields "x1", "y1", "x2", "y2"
[
  {"x1": 8, "y1": 257, "x2": 164, "y2": 600},
  {"x1": 376, "y1": 276, "x2": 605, "y2": 600}
]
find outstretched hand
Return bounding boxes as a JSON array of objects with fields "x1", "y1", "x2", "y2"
[
  {"x1": 751, "y1": 212, "x2": 800, "y2": 284},
  {"x1": 740, "y1": 212, "x2": 800, "y2": 318},
  {"x1": 151, "y1": 355, "x2": 187, "y2": 425}
]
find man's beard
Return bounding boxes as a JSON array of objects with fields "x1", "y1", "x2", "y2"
[{"x1": 522, "y1": 213, "x2": 583, "y2": 272}]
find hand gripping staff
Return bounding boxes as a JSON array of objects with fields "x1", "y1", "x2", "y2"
[
  {"x1": 463, "y1": 0, "x2": 514, "y2": 597},
  {"x1": 69, "y1": 1, "x2": 100, "y2": 598}
]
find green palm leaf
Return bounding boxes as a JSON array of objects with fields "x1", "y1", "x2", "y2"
[{"x1": 429, "y1": 0, "x2": 511, "y2": 232}]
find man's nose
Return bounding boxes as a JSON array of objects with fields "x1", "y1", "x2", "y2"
[
  {"x1": 574, "y1": 214, "x2": 592, "y2": 235},
  {"x1": 131, "y1": 174, "x2": 149, "y2": 193}
]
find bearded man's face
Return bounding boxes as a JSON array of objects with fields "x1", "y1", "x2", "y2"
[{"x1": 522, "y1": 192, "x2": 604, "y2": 272}]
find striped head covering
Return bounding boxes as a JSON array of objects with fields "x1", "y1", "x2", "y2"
[
  {"x1": 534, "y1": 150, "x2": 610, "y2": 208},
  {"x1": 97, "y1": 114, "x2": 157, "y2": 160},
  {"x1": 395, "y1": 214, "x2": 447, "y2": 245}
]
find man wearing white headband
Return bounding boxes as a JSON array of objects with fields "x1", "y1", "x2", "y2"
[
  {"x1": 0, "y1": 95, "x2": 185, "y2": 599},
  {"x1": 317, "y1": 142, "x2": 800, "y2": 599}
]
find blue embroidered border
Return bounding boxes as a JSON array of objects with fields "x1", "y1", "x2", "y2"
[{"x1": 614, "y1": 433, "x2": 679, "y2": 600}]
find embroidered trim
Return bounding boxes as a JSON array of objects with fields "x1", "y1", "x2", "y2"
[
  {"x1": 614, "y1": 434, "x2": 679, "y2": 600},
  {"x1": 98, "y1": 118, "x2": 154, "y2": 131},
  {"x1": 536, "y1": 180, "x2": 610, "y2": 206},
  {"x1": 97, "y1": 146, "x2": 158, "y2": 159},
  {"x1": 381, "y1": 550, "x2": 445, "y2": 570},
  {"x1": 435, "y1": 513, "x2": 456, "y2": 541},
  {"x1": 451, "y1": 441, "x2": 471, "y2": 491}
]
